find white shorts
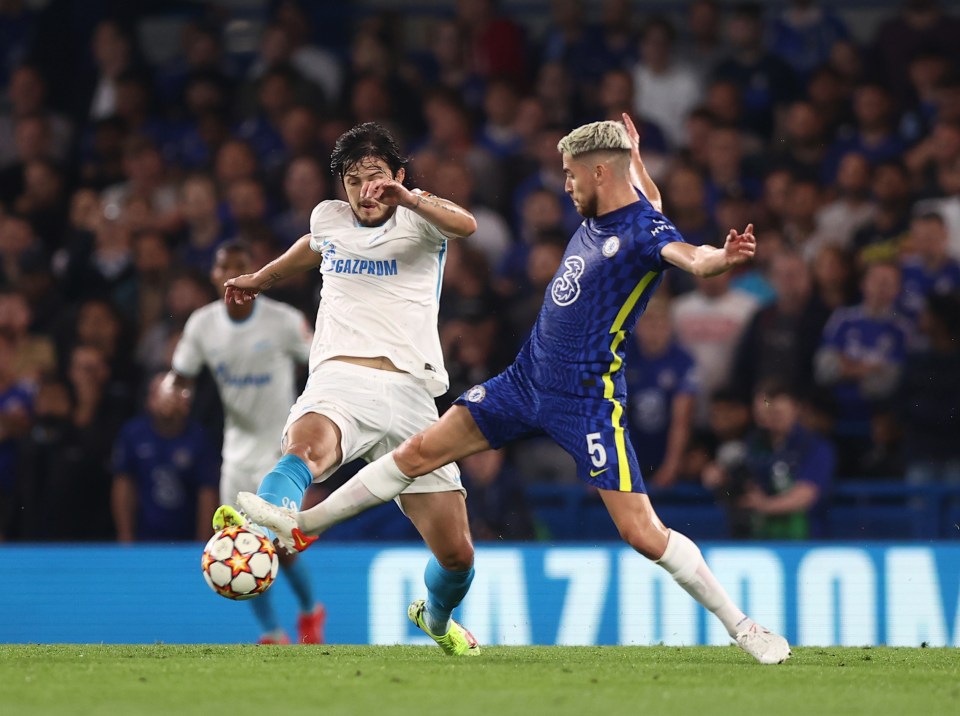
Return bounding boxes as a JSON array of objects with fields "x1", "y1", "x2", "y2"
[{"x1": 281, "y1": 361, "x2": 463, "y2": 497}]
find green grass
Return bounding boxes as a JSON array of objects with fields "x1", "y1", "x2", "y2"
[{"x1": 2, "y1": 645, "x2": 958, "y2": 716}]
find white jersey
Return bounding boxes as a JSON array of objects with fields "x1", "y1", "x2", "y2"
[
  {"x1": 308, "y1": 197, "x2": 452, "y2": 396},
  {"x1": 172, "y1": 297, "x2": 311, "y2": 473}
]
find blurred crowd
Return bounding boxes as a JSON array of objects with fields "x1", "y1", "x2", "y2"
[{"x1": 1, "y1": 0, "x2": 959, "y2": 544}]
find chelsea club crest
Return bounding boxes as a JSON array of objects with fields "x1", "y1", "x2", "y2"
[
  {"x1": 602, "y1": 236, "x2": 620, "y2": 258},
  {"x1": 465, "y1": 385, "x2": 486, "y2": 403}
]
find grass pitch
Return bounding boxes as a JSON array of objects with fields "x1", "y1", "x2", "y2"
[{"x1": 3, "y1": 645, "x2": 957, "y2": 716}]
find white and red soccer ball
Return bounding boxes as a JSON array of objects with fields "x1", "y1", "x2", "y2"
[{"x1": 201, "y1": 525, "x2": 278, "y2": 600}]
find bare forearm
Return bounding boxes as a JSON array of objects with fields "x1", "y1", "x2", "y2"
[
  {"x1": 662, "y1": 242, "x2": 734, "y2": 277},
  {"x1": 401, "y1": 192, "x2": 477, "y2": 238},
  {"x1": 760, "y1": 483, "x2": 818, "y2": 515},
  {"x1": 630, "y1": 157, "x2": 662, "y2": 213},
  {"x1": 691, "y1": 244, "x2": 738, "y2": 277},
  {"x1": 255, "y1": 234, "x2": 322, "y2": 288}
]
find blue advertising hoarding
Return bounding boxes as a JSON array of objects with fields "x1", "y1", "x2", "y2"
[{"x1": 2, "y1": 543, "x2": 958, "y2": 647}]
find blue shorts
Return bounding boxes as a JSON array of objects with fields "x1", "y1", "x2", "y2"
[{"x1": 453, "y1": 362, "x2": 646, "y2": 493}]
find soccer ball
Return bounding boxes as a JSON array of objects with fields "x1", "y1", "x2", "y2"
[{"x1": 201, "y1": 525, "x2": 279, "y2": 600}]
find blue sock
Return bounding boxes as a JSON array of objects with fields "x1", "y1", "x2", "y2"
[
  {"x1": 249, "y1": 589, "x2": 281, "y2": 635},
  {"x1": 424, "y1": 557, "x2": 475, "y2": 635},
  {"x1": 257, "y1": 454, "x2": 314, "y2": 511},
  {"x1": 282, "y1": 557, "x2": 314, "y2": 613}
]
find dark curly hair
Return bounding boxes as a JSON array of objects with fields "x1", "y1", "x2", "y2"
[{"x1": 329, "y1": 122, "x2": 407, "y2": 180}]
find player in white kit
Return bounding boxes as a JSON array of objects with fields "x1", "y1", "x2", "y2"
[
  {"x1": 163, "y1": 242, "x2": 325, "y2": 644},
  {"x1": 218, "y1": 123, "x2": 481, "y2": 655}
]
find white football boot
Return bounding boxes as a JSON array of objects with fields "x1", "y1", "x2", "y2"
[
  {"x1": 735, "y1": 622, "x2": 792, "y2": 664},
  {"x1": 236, "y1": 492, "x2": 318, "y2": 553}
]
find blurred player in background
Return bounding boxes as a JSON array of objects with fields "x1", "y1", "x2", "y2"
[
  {"x1": 219, "y1": 123, "x2": 481, "y2": 656},
  {"x1": 240, "y1": 115, "x2": 792, "y2": 664},
  {"x1": 162, "y1": 241, "x2": 325, "y2": 644}
]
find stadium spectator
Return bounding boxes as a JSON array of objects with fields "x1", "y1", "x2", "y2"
[
  {"x1": 809, "y1": 152, "x2": 876, "y2": 255},
  {"x1": 781, "y1": 175, "x2": 823, "y2": 260},
  {"x1": 897, "y1": 211, "x2": 960, "y2": 322},
  {"x1": 455, "y1": 0, "x2": 528, "y2": 82},
  {"x1": 898, "y1": 291, "x2": 960, "y2": 486},
  {"x1": 176, "y1": 173, "x2": 230, "y2": 272},
  {"x1": 772, "y1": 100, "x2": 828, "y2": 178},
  {"x1": 626, "y1": 294, "x2": 698, "y2": 487},
  {"x1": 823, "y1": 83, "x2": 906, "y2": 184},
  {"x1": 131, "y1": 230, "x2": 174, "y2": 341},
  {"x1": 460, "y1": 448, "x2": 536, "y2": 541},
  {"x1": 770, "y1": 0, "x2": 849, "y2": 79},
  {"x1": 84, "y1": 20, "x2": 137, "y2": 121},
  {"x1": 709, "y1": 381, "x2": 836, "y2": 539},
  {"x1": 680, "y1": 0, "x2": 725, "y2": 81},
  {"x1": 272, "y1": 156, "x2": 329, "y2": 248},
  {"x1": 851, "y1": 160, "x2": 913, "y2": 265},
  {"x1": 38, "y1": 345, "x2": 129, "y2": 540},
  {"x1": 477, "y1": 78, "x2": 523, "y2": 159},
  {"x1": 0, "y1": 331, "x2": 31, "y2": 539},
  {"x1": 812, "y1": 245, "x2": 859, "y2": 311},
  {"x1": 712, "y1": 2, "x2": 796, "y2": 140},
  {"x1": 0, "y1": 64, "x2": 73, "y2": 167},
  {"x1": 815, "y1": 261, "x2": 911, "y2": 476},
  {"x1": 4, "y1": 0, "x2": 960, "y2": 543},
  {"x1": 672, "y1": 270, "x2": 758, "y2": 424},
  {"x1": 630, "y1": 16, "x2": 702, "y2": 149},
  {"x1": 136, "y1": 270, "x2": 214, "y2": 377},
  {"x1": 597, "y1": 0, "x2": 639, "y2": 74},
  {"x1": 868, "y1": 0, "x2": 960, "y2": 108},
  {"x1": 111, "y1": 374, "x2": 219, "y2": 542},
  {"x1": 702, "y1": 123, "x2": 761, "y2": 215},
  {"x1": 0, "y1": 289, "x2": 57, "y2": 385},
  {"x1": 732, "y1": 250, "x2": 830, "y2": 401}
]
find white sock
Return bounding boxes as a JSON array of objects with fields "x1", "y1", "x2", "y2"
[
  {"x1": 297, "y1": 453, "x2": 413, "y2": 536},
  {"x1": 656, "y1": 530, "x2": 748, "y2": 637}
]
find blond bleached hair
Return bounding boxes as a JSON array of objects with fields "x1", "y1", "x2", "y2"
[{"x1": 556, "y1": 121, "x2": 631, "y2": 157}]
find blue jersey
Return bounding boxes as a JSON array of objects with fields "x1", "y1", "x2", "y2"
[
  {"x1": 820, "y1": 305, "x2": 910, "y2": 433},
  {"x1": 899, "y1": 257, "x2": 960, "y2": 320},
  {"x1": 518, "y1": 197, "x2": 682, "y2": 397},
  {"x1": 457, "y1": 196, "x2": 684, "y2": 492},
  {"x1": 625, "y1": 341, "x2": 698, "y2": 473},
  {"x1": 113, "y1": 416, "x2": 220, "y2": 541}
]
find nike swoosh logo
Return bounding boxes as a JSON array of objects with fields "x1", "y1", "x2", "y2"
[
  {"x1": 589, "y1": 468, "x2": 609, "y2": 477},
  {"x1": 292, "y1": 528, "x2": 318, "y2": 551}
]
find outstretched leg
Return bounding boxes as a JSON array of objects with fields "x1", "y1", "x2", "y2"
[
  {"x1": 599, "y1": 489, "x2": 791, "y2": 664},
  {"x1": 263, "y1": 406, "x2": 490, "y2": 538}
]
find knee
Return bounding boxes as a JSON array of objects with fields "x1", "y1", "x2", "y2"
[
  {"x1": 618, "y1": 522, "x2": 667, "y2": 561},
  {"x1": 284, "y1": 441, "x2": 323, "y2": 472},
  {"x1": 434, "y1": 539, "x2": 475, "y2": 572},
  {"x1": 395, "y1": 435, "x2": 430, "y2": 477}
]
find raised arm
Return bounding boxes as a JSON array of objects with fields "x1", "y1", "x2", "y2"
[
  {"x1": 224, "y1": 233, "x2": 322, "y2": 305},
  {"x1": 362, "y1": 178, "x2": 477, "y2": 238},
  {"x1": 622, "y1": 112, "x2": 662, "y2": 213},
  {"x1": 661, "y1": 224, "x2": 757, "y2": 278}
]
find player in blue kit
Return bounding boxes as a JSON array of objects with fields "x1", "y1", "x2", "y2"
[{"x1": 239, "y1": 115, "x2": 792, "y2": 664}]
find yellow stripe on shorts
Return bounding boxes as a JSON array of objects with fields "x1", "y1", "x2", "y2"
[{"x1": 600, "y1": 271, "x2": 658, "y2": 491}]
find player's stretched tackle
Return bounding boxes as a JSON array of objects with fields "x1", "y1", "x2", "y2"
[{"x1": 238, "y1": 114, "x2": 790, "y2": 665}]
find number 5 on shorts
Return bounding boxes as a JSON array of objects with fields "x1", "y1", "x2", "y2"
[{"x1": 586, "y1": 432, "x2": 607, "y2": 468}]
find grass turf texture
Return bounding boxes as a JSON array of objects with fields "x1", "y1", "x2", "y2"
[{"x1": 3, "y1": 645, "x2": 957, "y2": 716}]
